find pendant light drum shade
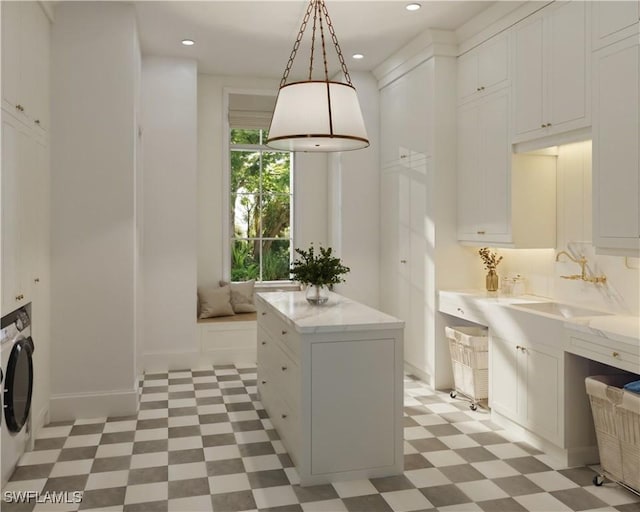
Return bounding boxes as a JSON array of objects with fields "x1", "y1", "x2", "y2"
[
  {"x1": 266, "y1": 0, "x2": 369, "y2": 152},
  {"x1": 267, "y1": 81, "x2": 369, "y2": 152}
]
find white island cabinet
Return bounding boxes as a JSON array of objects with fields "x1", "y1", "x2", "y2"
[{"x1": 256, "y1": 291, "x2": 404, "y2": 486}]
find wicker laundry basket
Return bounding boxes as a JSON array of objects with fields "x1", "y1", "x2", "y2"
[
  {"x1": 445, "y1": 326, "x2": 489, "y2": 410},
  {"x1": 585, "y1": 375, "x2": 640, "y2": 493}
]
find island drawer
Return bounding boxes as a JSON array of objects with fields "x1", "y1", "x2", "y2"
[{"x1": 258, "y1": 306, "x2": 299, "y2": 357}]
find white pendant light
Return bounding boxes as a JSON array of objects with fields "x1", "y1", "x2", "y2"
[{"x1": 267, "y1": 0, "x2": 369, "y2": 153}]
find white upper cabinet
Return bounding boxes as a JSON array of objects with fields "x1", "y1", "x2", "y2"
[
  {"x1": 592, "y1": 34, "x2": 640, "y2": 254},
  {"x1": 457, "y1": 87, "x2": 557, "y2": 248},
  {"x1": 458, "y1": 33, "x2": 510, "y2": 104},
  {"x1": 457, "y1": 90, "x2": 510, "y2": 243},
  {"x1": 512, "y1": 1, "x2": 590, "y2": 143},
  {"x1": 592, "y1": 1, "x2": 639, "y2": 50},
  {"x1": 380, "y1": 60, "x2": 432, "y2": 166},
  {"x1": 1, "y1": 1, "x2": 50, "y2": 131}
]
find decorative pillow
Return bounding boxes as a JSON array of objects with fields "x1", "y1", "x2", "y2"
[
  {"x1": 198, "y1": 285, "x2": 235, "y2": 319},
  {"x1": 219, "y1": 279, "x2": 257, "y2": 313}
]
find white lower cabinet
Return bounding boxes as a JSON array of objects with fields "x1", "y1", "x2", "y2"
[
  {"x1": 256, "y1": 293, "x2": 404, "y2": 486},
  {"x1": 490, "y1": 335, "x2": 562, "y2": 446}
]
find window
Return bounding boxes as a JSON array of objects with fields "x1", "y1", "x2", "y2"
[{"x1": 229, "y1": 128, "x2": 293, "y2": 282}]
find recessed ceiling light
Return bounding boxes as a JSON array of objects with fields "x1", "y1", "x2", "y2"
[
  {"x1": 181, "y1": 39, "x2": 195, "y2": 46},
  {"x1": 405, "y1": 3, "x2": 421, "y2": 11},
  {"x1": 352, "y1": 53, "x2": 364, "y2": 60}
]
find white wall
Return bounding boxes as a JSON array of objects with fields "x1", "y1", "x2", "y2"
[
  {"x1": 197, "y1": 75, "x2": 328, "y2": 288},
  {"x1": 501, "y1": 141, "x2": 640, "y2": 315},
  {"x1": 329, "y1": 71, "x2": 381, "y2": 308},
  {"x1": 50, "y1": 2, "x2": 139, "y2": 420},
  {"x1": 141, "y1": 57, "x2": 198, "y2": 371}
]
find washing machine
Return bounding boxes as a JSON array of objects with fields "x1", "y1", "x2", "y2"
[{"x1": 1, "y1": 305, "x2": 35, "y2": 487}]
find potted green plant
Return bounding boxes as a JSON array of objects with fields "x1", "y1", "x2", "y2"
[{"x1": 290, "y1": 245, "x2": 350, "y2": 304}]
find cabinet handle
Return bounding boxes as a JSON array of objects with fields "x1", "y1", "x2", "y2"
[
  {"x1": 261, "y1": 341, "x2": 267, "y2": 345},
  {"x1": 479, "y1": 86, "x2": 485, "y2": 91},
  {"x1": 546, "y1": 123, "x2": 552, "y2": 127},
  {"x1": 15, "y1": 104, "x2": 24, "y2": 112},
  {"x1": 541, "y1": 124, "x2": 546, "y2": 128},
  {"x1": 477, "y1": 230, "x2": 485, "y2": 235},
  {"x1": 612, "y1": 352, "x2": 619, "y2": 358},
  {"x1": 261, "y1": 380, "x2": 267, "y2": 384},
  {"x1": 15, "y1": 294, "x2": 24, "y2": 301},
  {"x1": 34, "y1": 278, "x2": 40, "y2": 283},
  {"x1": 261, "y1": 311, "x2": 267, "y2": 316},
  {"x1": 476, "y1": 87, "x2": 481, "y2": 92},
  {"x1": 281, "y1": 330, "x2": 287, "y2": 335},
  {"x1": 400, "y1": 154, "x2": 407, "y2": 159},
  {"x1": 281, "y1": 414, "x2": 287, "y2": 419},
  {"x1": 400, "y1": 259, "x2": 407, "y2": 264},
  {"x1": 281, "y1": 366, "x2": 287, "y2": 371},
  {"x1": 457, "y1": 307, "x2": 465, "y2": 315},
  {"x1": 34, "y1": 119, "x2": 40, "y2": 125}
]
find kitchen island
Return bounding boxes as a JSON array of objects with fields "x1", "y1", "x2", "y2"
[{"x1": 256, "y1": 291, "x2": 404, "y2": 486}]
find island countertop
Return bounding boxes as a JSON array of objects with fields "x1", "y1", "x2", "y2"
[{"x1": 256, "y1": 290, "x2": 404, "y2": 334}]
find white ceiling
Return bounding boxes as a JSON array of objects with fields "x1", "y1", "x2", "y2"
[{"x1": 135, "y1": 1, "x2": 494, "y2": 79}]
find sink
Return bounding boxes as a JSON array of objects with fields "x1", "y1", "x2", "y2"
[{"x1": 514, "y1": 302, "x2": 613, "y2": 319}]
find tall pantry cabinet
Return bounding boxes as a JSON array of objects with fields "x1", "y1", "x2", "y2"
[
  {"x1": 379, "y1": 45, "x2": 470, "y2": 389},
  {"x1": 1, "y1": 1, "x2": 52, "y2": 431}
]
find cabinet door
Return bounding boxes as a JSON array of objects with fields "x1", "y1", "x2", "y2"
[
  {"x1": 592, "y1": 1, "x2": 640, "y2": 50},
  {"x1": 380, "y1": 78, "x2": 407, "y2": 165},
  {"x1": 405, "y1": 61, "x2": 432, "y2": 158},
  {"x1": 379, "y1": 170, "x2": 401, "y2": 317},
  {"x1": 546, "y1": 1, "x2": 589, "y2": 131},
  {"x1": 27, "y1": 2, "x2": 51, "y2": 131},
  {"x1": 1, "y1": 0, "x2": 21, "y2": 113},
  {"x1": 1, "y1": 115, "x2": 31, "y2": 314},
  {"x1": 521, "y1": 344, "x2": 561, "y2": 444},
  {"x1": 457, "y1": 102, "x2": 482, "y2": 240},
  {"x1": 593, "y1": 36, "x2": 640, "y2": 252},
  {"x1": 489, "y1": 336, "x2": 518, "y2": 421},
  {"x1": 479, "y1": 91, "x2": 510, "y2": 240},
  {"x1": 477, "y1": 34, "x2": 509, "y2": 93},
  {"x1": 513, "y1": 15, "x2": 545, "y2": 139},
  {"x1": 458, "y1": 34, "x2": 509, "y2": 104}
]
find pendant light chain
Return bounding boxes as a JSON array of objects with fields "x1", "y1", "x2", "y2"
[
  {"x1": 318, "y1": 2, "x2": 330, "y2": 82},
  {"x1": 279, "y1": 0, "x2": 353, "y2": 88},
  {"x1": 320, "y1": 1, "x2": 352, "y2": 86},
  {"x1": 280, "y1": 0, "x2": 314, "y2": 87},
  {"x1": 308, "y1": 1, "x2": 318, "y2": 81}
]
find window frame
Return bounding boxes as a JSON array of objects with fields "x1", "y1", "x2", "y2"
[{"x1": 222, "y1": 88, "x2": 296, "y2": 285}]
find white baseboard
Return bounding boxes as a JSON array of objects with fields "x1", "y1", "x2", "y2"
[
  {"x1": 141, "y1": 349, "x2": 258, "y2": 373},
  {"x1": 50, "y1": 389, "x2": 138, "y2": 422},
  {"x1": 404, "y1": 361, "x2": 432, "y2": 387},
  {"x1": 491, "y1": 410, "x2": 600, "y2": 467},
  {"x1": 30, "y1": 405, "x2": 49, "y2": 443}
]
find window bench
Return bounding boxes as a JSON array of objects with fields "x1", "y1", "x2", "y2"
[{"x1": 198, "y1": 312, "x2": 257, "y2": 364}]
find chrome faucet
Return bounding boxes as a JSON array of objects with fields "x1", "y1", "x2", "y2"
[{"x1": 555, "y1": 251, "x2": 607, "y2": 284}]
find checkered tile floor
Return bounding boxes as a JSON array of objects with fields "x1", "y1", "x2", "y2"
[{"x1": 3, "y1": 365, "x2": 640, "y2": 511}]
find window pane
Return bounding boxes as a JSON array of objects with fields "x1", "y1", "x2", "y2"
[
  {"x1": 262, "y1": 152, "x2": 291, "y2": 194},
  {"x1": 232, "y1": 193, "x2": 260, "y2": 238},
  {"x1": 231, "y1": 239, "x2": 259, "y2": 281},
  {"x1": 230, "y1": 129, "x2": 261, "y2": 145},
  {"x1": 260, "y1": 194, "x2": 290, "y2": 238},
  {"x1": 231, "y1": 151, "x2": 261, "y2": 195},
  {"x1": 262, "y1": 239, "x2": 291, "y2": 281}
]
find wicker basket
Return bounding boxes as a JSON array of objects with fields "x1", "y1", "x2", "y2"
[
  {"x1": 585, "y1": 375, "x2": 640, "y2": 493},
  {"x1": 445, "y1": 326, "x2": 489, "y2": 404}
]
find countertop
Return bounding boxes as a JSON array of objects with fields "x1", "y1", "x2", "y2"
[
  {"x1": 256, "y1": 291, "x2": 404, "y2": 334},
  {"x1": 439, "y1": 289, "x2": 640, "y2": 346}
]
